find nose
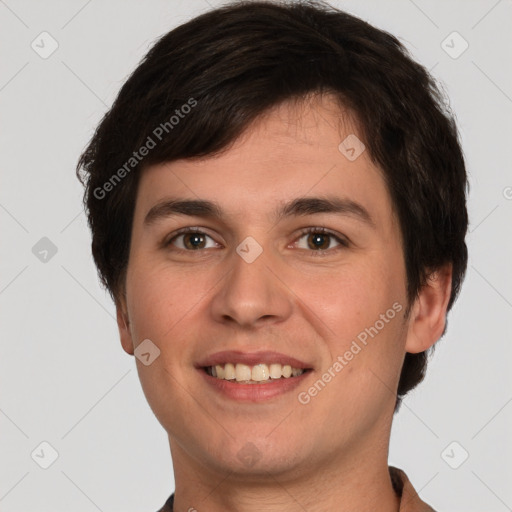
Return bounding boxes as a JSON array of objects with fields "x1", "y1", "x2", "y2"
[{"x1": 209, "y1": 244, "x2": 293, "y2": 329}]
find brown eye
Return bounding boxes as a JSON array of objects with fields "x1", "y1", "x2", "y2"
[
  {"x1": 166, "y1": 229, "x2": 217, "y2": 251},
  {"x1": 295, "y1": 228, "x2": 348, "y2": 254},
  {"x1": 182, "y1": 232, "x2": 208, "y2": 250},
  {"x1": 306, "y1": 232, "x2": 331, "y2": 250}
]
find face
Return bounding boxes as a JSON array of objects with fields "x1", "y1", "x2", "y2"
[{"x1": 116, "y1": 95, "x2": 434, "y2": 480}]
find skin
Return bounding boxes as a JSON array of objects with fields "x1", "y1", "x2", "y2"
[{"x1": 116, "y1": 94, "x2": 452, "y2": 512}]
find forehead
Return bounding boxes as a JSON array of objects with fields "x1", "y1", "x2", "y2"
[{"x1": 133, "y1": 95, "x2": 395, "y2": 230}]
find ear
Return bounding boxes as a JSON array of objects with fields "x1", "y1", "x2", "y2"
[
  {"x1": 405, "y1": 263, "x2": 453, "y2": 354},
  {"x1": 115, "y1": 295, "x2": 134, "y2": 356}
]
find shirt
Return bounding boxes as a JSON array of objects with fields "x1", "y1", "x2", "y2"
[{"x1": 156, "y1": 466, "x2": 436, "y2": 512}]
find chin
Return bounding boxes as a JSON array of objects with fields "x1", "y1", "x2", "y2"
[{"x1": 200, "y1": 434, "x2": 309, "y2": 478}]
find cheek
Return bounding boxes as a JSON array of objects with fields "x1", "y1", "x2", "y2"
[
  {"x1": 295, "y1": 256, "x2": 407, "y2": 386},
  {"x1": 125, "y1": 263, "x2": 177, "y2": 345},
  {"x1": 307, "y1": 273, "x2": 407, "y2": 433},
  {"x1": 125, "y1": 255, "x2": 214, "y2": 337},
  {"x1": 124, "y1": 263, "x2": 203, "y2": 431},
  {"x1": 295, "y1": 258, "x2": 403, "y2": 333}
]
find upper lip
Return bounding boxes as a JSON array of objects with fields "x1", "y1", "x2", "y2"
[{"x1": 197, "y1": 350, "x2": 313, "y2": 369}]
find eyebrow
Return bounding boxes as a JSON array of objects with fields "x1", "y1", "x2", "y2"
[{"x1": 143, "y1": 196, "x2": 375, "y2": 228}]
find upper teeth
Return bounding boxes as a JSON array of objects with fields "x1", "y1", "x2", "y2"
[{"x1": 206, "y1": 363, "x2": 305, "y2": 382}]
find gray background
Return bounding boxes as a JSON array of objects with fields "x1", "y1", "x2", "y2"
[{"x1": 1, "y1": 0, "x2": 511, "y2": 510}]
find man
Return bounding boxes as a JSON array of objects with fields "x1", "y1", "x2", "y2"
[{"x1": 76, "y1": 1, "x2": 468, "y2": 510}]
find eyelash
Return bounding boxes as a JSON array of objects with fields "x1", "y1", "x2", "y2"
[{"x1": 163, "y1": 227, "x2": 349, "y2": 256}]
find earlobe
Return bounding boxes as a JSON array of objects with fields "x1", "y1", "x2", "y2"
[
  {"x1": 405, "y1": 264, "x2": 453, "y2": 354},
  {"x1": 115, "y1": 297, "x2": 134, "y2": 356}
]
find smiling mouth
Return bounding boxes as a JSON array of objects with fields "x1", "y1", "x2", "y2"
[{"x1": 203, "y1": 363, "x2": 312, "y2": 384}]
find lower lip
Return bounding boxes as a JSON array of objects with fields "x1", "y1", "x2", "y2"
[{"x1": 198, "y1": 368, "x2": 312, "y2": 402}]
